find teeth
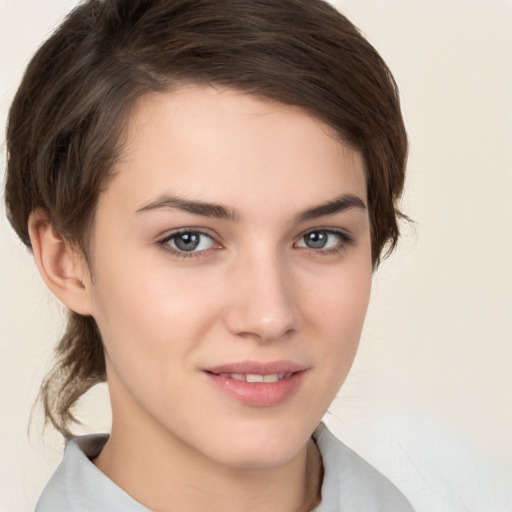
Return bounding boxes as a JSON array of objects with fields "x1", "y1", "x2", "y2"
[
  {"x1": 246, "y1": 374, "x2": 264, "y2": 383},
  {"x1": 218, "y1": 372, "x2": 289, "y2": 382}
]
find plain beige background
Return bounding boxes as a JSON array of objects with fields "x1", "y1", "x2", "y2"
[{"x1": 1, "y1": 1, "x2": 511, "y2": 511}]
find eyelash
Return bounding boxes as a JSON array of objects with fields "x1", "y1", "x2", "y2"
[
  {"x1": 158, "y1": 228, "x2": 219, "y2": 260},
  {"x1": 296, "y1": 228, "x2": 355, "y2": 256},
  {"x1": 157, "y1": 228, "x2": 354, "y2": 260}
]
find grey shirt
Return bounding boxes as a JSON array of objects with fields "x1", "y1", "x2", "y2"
[{"x1": 35, "y1": 423, "x2": 414, "y2": 511}]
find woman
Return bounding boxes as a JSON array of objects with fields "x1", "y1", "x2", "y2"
[{"x1": 4, "y1": 0, "x2": 413, "y2": 510}]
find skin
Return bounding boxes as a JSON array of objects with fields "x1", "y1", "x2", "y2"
[{"x1": 30, "y1": 86, "x2": 373, "y2": 512}]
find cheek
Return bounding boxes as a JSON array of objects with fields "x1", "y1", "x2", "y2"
[
  {"x1": 89, "y1": 250, "x2": 223, "y2": 360},
  {"x1": 305, "y1": 258, "x2": 372, "y2": 334},
  {"x1": 301, "y1": 256, "x2": 372, "y2": 376},
  {"x1": 89, "y1": 258, "x2": 225, "y2": 414}
]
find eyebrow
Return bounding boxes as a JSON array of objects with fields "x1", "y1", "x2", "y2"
[
  {"x1": 297, "y1": 194, "x2": 366, "y2": 222},
  {"x1": 136, "y1": 193, "x2": 366, "y2": 222},
  {"x1": 136, "y1": 196, "x2": 240, "y2": 221}
]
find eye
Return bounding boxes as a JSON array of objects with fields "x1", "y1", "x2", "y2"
[
  {"x1": 295, "y1": 229, "x2": 352, "y2": 251},
  {"x1": 160, "y1": 230, "x2": 216, "y2": 253}
]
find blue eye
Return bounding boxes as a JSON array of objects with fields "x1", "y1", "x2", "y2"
[
  {"x1": 162, "y1": 230, "x2": 215, "y2": 253},
  {"x1": 296, "y1": 229, "x2": 351, "y2": 251}
]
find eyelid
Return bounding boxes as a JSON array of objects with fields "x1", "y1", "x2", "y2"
[
  {"x1": 298, "y1": 226, "x2": 354, "y2": 240},
  {"x1": 294, "y1": 227, "x2": 355, "y2": 252},
  {"x1": 156, "y1": 226, "x2": 354, "y2": 260},
  {"x1": 158, "y1": 228, "x2": 223, "y2": 258},
  {"x1": 159, "y1": 227, "x2": 216, "y2": 241}
]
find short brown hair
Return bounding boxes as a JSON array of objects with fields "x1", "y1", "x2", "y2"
[{"x1": 4, "y1": 0, "x2": 408, "y2": 436}]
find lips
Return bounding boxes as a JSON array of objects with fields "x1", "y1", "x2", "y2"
[
  {"x1": 204, "y1": 361, "x2": 307, "y2": 407},
  {"x1": 216, "y1": 372, "x2": 291, "y2": 383}
]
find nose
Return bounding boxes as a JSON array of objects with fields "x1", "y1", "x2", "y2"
[{"x1": 224, "y1": 251, "x2": 299, "y2": 342}]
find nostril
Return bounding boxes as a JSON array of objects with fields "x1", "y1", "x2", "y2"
[{"x1": 223, "y1": 261, "x2": 298, "y2": 340}]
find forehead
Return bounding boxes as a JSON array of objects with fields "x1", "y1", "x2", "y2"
[{"x1": 103, "y1": 85, "x2": 366, "y2": 218}]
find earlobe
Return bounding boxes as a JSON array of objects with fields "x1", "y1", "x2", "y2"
[{"x1": 28, "y1": 209, "x2": 93, "y2": 316}]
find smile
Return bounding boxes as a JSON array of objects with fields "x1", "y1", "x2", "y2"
[
  {"x1": 215, "y1": 373, "x2": 292, "y2": 383},
  {"x1": 204, "y1": 361, "x2": 308, "y2": 407}
]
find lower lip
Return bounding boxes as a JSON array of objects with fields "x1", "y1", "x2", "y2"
[{"x1": 205, "y1": 371, "x2": 306, "y2": 407}]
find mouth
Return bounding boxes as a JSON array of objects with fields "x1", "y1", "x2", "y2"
[
  {"x1": 213, "y1": 372, "x2": 293, "y2": 383},
  {"x1": 204, "y1": 361, "x2": 307, "y2": 407}
]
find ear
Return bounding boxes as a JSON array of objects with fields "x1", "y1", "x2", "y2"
[{"x1": 28, "y1": 209, "x2": 93, "y2": 316}]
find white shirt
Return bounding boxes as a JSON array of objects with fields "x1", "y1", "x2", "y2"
[{"x1": 35, "y1": 423, "x2": 414, "y2": 511}]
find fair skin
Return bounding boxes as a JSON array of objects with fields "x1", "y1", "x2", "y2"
[{"x1": 29, "y1": 86, "x2": 372, "y2": 512}]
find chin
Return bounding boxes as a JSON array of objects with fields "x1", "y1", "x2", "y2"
[
  {"x1": 196, "y1": 417, "x2": 315, "y2": 470},
  {"x1": 216, "y1": 442, "x2": 304, "y2": 470}
]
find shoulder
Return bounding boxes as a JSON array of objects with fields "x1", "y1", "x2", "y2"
[
  {"x1": 35, "y1": 434, "x2": 150, "y2": 512},
  {"x1": 312, "y1": 424, "x2": 415, "y2": 512}
]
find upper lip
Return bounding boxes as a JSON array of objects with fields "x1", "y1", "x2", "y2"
[{"x1": 205, "y1": 360, "x2": 307, "y2": 375}]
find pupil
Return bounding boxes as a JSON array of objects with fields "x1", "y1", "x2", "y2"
[
  {"x1": 305, "y1": 231, "x2": 327, "y2": 249},
  {"x1": 175, "y1": 233, "x2": 200, "y2": 251}
]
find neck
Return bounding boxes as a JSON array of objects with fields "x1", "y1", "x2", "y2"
[{"x1": 94, "y1": 419, "x2": 322, "y2": 512}]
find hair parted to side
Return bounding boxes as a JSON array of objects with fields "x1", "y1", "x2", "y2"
[{"x1": 5, "y1": 0, "x2": 408, "y2": 437}]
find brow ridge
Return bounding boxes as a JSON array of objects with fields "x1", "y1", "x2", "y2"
[
  {"x1": 297, "y1": 194, "x2": 367, "y2": 222},
  {"x1": 136, "y1": 196, "x2": 239, "y2": 221},
  {"x1": 136, "y1": 193, "x2": 366, "y2": 222}
]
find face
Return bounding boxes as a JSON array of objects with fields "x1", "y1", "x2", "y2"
[{"x1": 85, "y1": 86, "x2": 372, "y2": 469}]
